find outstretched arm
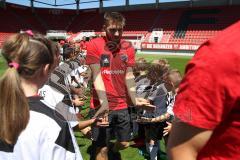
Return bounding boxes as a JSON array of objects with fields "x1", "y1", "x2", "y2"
[
  {"x1": 89, "y1": 64, "x2": 109, "y2": 118},
  {"x1": 167, "y1": 117, "x2": 213, "y2": 160}
]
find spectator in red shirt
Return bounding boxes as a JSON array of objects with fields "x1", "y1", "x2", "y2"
[
  {"x1": 167, "y1": 21, "x2": 240, "y2": 160},
  {"x1": 86, "y1": 12, "x2": 154, "y2": 160}
]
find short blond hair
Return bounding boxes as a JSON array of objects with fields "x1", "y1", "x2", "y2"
[{"x1": 168, "y1": 69, "x2": 182, "y2": 88}]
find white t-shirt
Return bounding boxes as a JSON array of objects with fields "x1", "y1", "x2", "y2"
[
  {"x1": 166, "y1": 91, "x2": 176, "y2": 116},
  {"x1": 39, "y1": 85, "x2": 79, "y2": 128},
  {"x1": 10, "y1": 97, "x2": 82, "y2": 160}
]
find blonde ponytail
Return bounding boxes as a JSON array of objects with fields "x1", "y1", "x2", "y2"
[{"x1": 0, "y1": 67, "x2": 29, "y2": 144}]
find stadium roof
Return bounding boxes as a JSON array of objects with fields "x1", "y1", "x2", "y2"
[
  {"x1": 5, "y1": 0, "x2": 238, "y2": 10},
  {"x1": 6, "y1": 0, "x2": 193, "y2": 9}
]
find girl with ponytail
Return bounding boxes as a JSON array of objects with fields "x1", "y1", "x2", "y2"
[
  {"x1": 0, "y1": 32, "x2": 84, "y2": 160},
  {"x1": 0, "y1": 32, "x2": 57, "y2": 145}
]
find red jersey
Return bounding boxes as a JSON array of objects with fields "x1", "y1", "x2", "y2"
[
  {"x1": 86, "y1": 37, "x2": 135, "y2": 110},
  {"x1": 174, "y1": 21, "x2": 240, "y2": 160}
]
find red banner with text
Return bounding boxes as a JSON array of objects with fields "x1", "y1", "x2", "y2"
[{"x1": 141, "y1": 43, "x2": 200, "y2": 51}]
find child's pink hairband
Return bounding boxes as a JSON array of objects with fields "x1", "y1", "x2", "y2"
[
  {"x1": 25, "y1": 30, "x2": 33, "y2": 36},
  {"x1": 8, "y1": 61, "x2": 20, "y2": 70}
]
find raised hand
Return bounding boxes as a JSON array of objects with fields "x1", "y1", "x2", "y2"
[
  {"x1": 94, "y1": 116, "x2": 109, "y2": 127},
  {"x1": 135, "y1": 97, "x2": 156, "y2": 111},
  {"x1": 163, "y1": 121, "x2": 172, "y2": 136}
]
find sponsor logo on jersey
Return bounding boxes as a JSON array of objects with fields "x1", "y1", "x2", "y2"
[{"x1": 101, "y1": 69, "x2": 124, "y2": 75}]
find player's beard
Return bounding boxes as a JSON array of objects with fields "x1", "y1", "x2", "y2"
[
  {"x1": 106, "y1": 33, "x2": 121, "y2": 44},
  {"x1": 112, "y1": 38, "x2": 120, "y2": 44},
  {"x1": 106, "y1": 36, "x2": 121, "y2": 54}
]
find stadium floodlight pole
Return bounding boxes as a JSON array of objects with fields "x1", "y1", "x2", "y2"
[
  {"x1": 126, "y1": 0, "x2": 129, "y2": 6},
  {"x1": 156, "y1": 0, "x2": 159, "y2": 8},
  {"x1": 190, "y1": 0, "x2": 194, "y2": 7},
  {"x1": 30, "y1": 0, "x2": 34, "y2": 12},
  {"x1": 99, "y1": 0, "x2": 103, "y2": 13},
  {"x1": 76, "y1": 0, "x2": 80, "y2": 15},
  {"x1": 1, "y1": 0, "x2": 6, "y2": 9}
]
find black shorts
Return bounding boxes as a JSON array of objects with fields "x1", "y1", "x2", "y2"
[
  {"x1": 90, "y1": 108, "x2": 131, "y2": 147},
  {"x1": 144, "y1": 122, "x2": 168, "y2": 141}
]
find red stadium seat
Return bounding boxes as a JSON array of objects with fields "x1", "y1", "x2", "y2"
[{"x1": 0, "y1": 3, "x2": 240, "y2": 50}]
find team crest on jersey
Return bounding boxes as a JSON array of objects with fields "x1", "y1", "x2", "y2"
[{"x1": 120, "y1": 54, "x2": 128, "y2": 62}]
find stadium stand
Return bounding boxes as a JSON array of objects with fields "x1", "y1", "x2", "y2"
[
  {"x1": 0, "y1": 32, "x2": 13, "y2": 47},
  {"x1": 1, "y1": 3, "x2": 240, "y2": 50},
  {"x1": 35, "y1": 9, "x2": 73, "y2": 30}
]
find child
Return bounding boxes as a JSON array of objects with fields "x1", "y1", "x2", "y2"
[
  {"x1": 137, "y1": 60, "x2": 170, "y2": 160},
  {"x1": 162, "y1": 69, "x2": 182, "y2": 140},
  {"x1": 142, "y1": 69, "x2": 182, "y2": 124},
  {"x1": 39, "y1": 46, "x2": 103, "y2": 139},
  {"x1": 145, "y1": 64, "x2": 169, "y2": 160},
  {"x1": 0, "y1": 32, "x2": 84, "y2": 159},
  {"x1": 131, "y1": 58, "x2": 151, "y2": 146},
  {"x1": 140, "y1": 69, "x2": 182, "y2": 160}
]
